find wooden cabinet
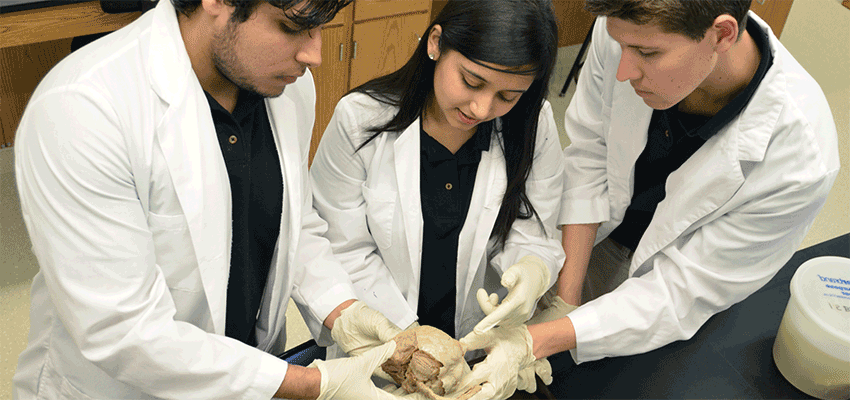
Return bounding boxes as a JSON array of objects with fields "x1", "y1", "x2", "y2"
[
  {"x1": 0, "y1": 1, "x2": 432, "y2": 157},
  {"x1": 349, "y1": 12, "x2": 429, "y2": 88},
  {"x1": 0, "y1": 1, "x2": 141, "y2": 148},
  {"x1": 749, "y1": 0, "x2": 794, "y2": 37},
  {"x1": 310, "y1": 0, "x2": 431, "y2": 164}
]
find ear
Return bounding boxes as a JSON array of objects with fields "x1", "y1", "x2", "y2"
[
  {"x1": 709, "y1": 15, "x2": 739, "y2": 54},
  {"x1": 201, "y1": 0, "x2": 232, "y2": 20},
  {"x1": 427, "y1": 24, "x2": 443, "y2": 60}
]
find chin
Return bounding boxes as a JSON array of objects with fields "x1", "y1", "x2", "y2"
[{"x1": 644, "y1": 98, "x2": 675, "y2": 110}]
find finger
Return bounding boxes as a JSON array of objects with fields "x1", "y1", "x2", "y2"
[
  {"x1": 362, "y1": 341, "x2": 397, "y2": 374},
  {"x1": 459, "y1": 330, "x2": 492, "y2": 351},
  {"x1": 466, "y1": 382, "x2": 498, "y2": 400},
  {"x1": 501, "y1": 266, "x2": 521, "y2": 289},
  {"x1": 458, "y1": 359, "x2": 493, "y2": 388},
  {"x1": 472, "y1": 298, "x2": 518, "y2": 333},
  {"x1": 476, "y1": 289, "x2": 498, "y2": 315},
  {"x1": 534, "y1": 360, "x2": 553, "y2": 386},
  {"x1": 516, "y1": 367, "x2": 535, "y2": 393}
]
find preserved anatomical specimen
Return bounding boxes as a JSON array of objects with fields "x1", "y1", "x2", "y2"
[{"x1": 381, "y1": 325, "x2": 481, "y2": 400}]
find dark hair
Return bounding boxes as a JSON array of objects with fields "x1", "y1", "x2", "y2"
[
  {"x1": 171, "y1": 0, "x2": 351, "y2": 27},
  {"x1": 584, "y1": 0, "x2": 751, "y2": 41},
  {"x1": 350, "y1": 0, "x2": 558, "y2": 251}
]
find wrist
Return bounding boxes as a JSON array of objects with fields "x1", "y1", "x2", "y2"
[
  {"x1": 275, "y1": 365, "x2": 322, "y2": 399},
  {"x1": 527, "y1": 317, "x2": 576, "y2": 359},
  {"x1": 324, "y1": 299, "x2": 357, "y2": 330}
]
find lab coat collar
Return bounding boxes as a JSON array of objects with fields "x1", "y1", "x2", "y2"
[{"x1": 149, "y1": 0, "x2": 193, "y2": 105}]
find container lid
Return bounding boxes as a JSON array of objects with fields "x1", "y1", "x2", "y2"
[{"x1": 790, "y1": 256, "x2": 850, "y2": 344}]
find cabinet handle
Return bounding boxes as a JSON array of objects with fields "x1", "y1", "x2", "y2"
[
  {"x1": 755, "y1": 0, "x2": 765, "y2": 4},
  {"x1": 339, "y1": 43, "x2": 344, "y2": 61},
  {"x1": 352, "y1": 41, "x2": 358, "y2": 59}
]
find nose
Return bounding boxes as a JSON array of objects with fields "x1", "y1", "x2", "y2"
[
  {"x1": 469, "y1": 93, "x2": 494, "y2": 120},
  {"x1": 296, "y1": 28, "x2": 322, "y2": 69},
  {"x1": 615, "y1": 51, "x2": 641, "y2": 82}
]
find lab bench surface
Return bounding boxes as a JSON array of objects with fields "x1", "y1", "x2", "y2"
[{"x1": 541, "y1": 233, "x2": 849, "y2": 399}]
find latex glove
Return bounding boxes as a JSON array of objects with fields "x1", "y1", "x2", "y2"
[
  {"x1": 516, "y1": 358, "x2": 552, "y2": 394},
  {"x1": 474, "y1": 255, "x2": 552, "y2": 333},
  {"x1": 309, "y1": 341, "x2": 408, "y2": 400},
  {"x1": 331, "y1": 300, "x2": 402, "y2": 356},
  {"x1": 459, "y1": 325, "x2": 536, "y2": 400},
  {"x1": 516, "y1": 287, "x2": 575, "y2": 393},
  {"x1": 526, "y1": 285, "x2": 579, "y2": 326}
]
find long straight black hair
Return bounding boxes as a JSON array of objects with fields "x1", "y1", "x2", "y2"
[{"x1": 350, "y1": 0, "x2": 559, "y2": 251}]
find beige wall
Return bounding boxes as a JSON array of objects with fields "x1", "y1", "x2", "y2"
[{"x1": 781, "y1": 0, "x2": 850, "y2": 247}]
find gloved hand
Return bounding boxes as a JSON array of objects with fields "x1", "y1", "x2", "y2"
[
  {"x1": 459, "y1": 325, "x2": 536, "y2": 400},
  {"x1": 309, "y1": 341, "x2": 407, "y2": 400},
  {"x1": 473, "y1": 255, "x2": 552, "y2": 333},
  {"x1": 527, "y1": 285, "x2": 579, "y2": 326},
  {"x1": 331, "y1": 300, "x2": 402, "y2": 356},
  {"x1": 516, "y1": 286, "x2": 576, "y2": 393},
  {"x1": 516, "y1": 358, "x2": 552, "y2": 394}
]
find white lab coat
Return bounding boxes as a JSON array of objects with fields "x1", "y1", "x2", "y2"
[
  {"x1": 13, "y1": 1, "x2": 357, "y2": 398},
  {"x1": 559, "y1": 13, "x2": 840, "y2": 363},
  {"x1": 310, "y1": 93, "x2": 565, "y2": 339}
]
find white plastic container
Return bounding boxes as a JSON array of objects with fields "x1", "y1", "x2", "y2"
[{"x1": 773, "y1": 256, "x2": 850, "y2": 400}]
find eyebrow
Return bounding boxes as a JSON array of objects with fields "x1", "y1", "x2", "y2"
[
  {"x1": 461, "y1": 66, "x2": 528, "y2": 93},
  {"x1": 625, "y1": 44, "x2": 659, "y2": 51}
]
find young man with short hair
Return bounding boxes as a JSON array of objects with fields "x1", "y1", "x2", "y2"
[
  {"x1": 460, "y1": 2, "x2": 839, "y2": 398},
  {"x1": 13, "y1": 1, "x2": 414, "y2": 399}
]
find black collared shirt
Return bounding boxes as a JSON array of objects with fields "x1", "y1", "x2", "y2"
[
  {"x1": 417, "y1": 125, "x2": 490, "y2": 338},
  {"x1": 205, "y1": 90, "x2": 283, "y2": 346},
  {"x1": 608, "y1": 20, "x2": 774, "y2": 251}
]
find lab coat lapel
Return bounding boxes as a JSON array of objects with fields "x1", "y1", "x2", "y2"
[
  {"x1": 459, "y1": 138, "x2": 504, "y2": 306},
  {"x1": 608, "y1": 83, "x2": 652, "y2": 208},
  {"x1": 394, "y1": 122, "x2": 424, "y2": 286},
  {"x1": 149, "y1": 1, "x2": 231, "y2": 334},
  {"x1": 631, "y1": 131, "x2": 744, "y2": 274},
  {"x1": 262, "y1": 94, "x2": 301, "y2": 334}
]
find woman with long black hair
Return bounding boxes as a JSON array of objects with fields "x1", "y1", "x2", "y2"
[{"x1": 311, "y1": 0, "x2": 564, "y2": 356}]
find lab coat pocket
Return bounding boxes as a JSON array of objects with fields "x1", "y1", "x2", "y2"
[
  {"x1": 37, "y1": 356, "x2": 96, "y2": 400},
  {"x1": 147, "y1": 211, "x2": 202, "y2": 292},
  {"x1": 361, "y1": 183, "x2": 396, "y2": 250}
]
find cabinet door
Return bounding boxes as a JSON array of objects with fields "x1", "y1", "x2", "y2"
[
  {"x1": 354, "y1": 0, "x2": 431, "y2": 22},
  {"x1": 0, "y1": 39, "x2": 73, "y2": 148},
  {"x1": 309, "y1": 24, "x2": 350, "y2": 165},
  {"x1": 349, "y1": 12, "x2": 430, "y2": 89},
  {"x1": 749, "y1": 0, "x2": 793, "y2": 38}
]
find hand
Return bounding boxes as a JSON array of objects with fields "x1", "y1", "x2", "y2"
[
  {"x1": 310, "y1": 341, "x2": 413, "y2": 400},
  {"x1": 474, "y1": 255, "x2": 552, "y2": 333},
  {"x1": 516, "y1": 358, "x2": 552, "y2": 394},
  {"x1": 516, "y1": 286, "x2": 576, "y2": 392},
  {"x1": 459, "y1": 325, "x2": 536, "y2": 400},
  {"x1": 331, "y1": 301, "x2": 402, "y2": 356},
  {"x1": 527, "y1": 286, "x2": 578, "y2": 326}
]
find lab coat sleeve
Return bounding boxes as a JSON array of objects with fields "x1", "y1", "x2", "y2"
[
  {"x1": 15, "y1": 88, "x2": 287, "y2": 399},
  {"x1": 310, "y1": 94, "x2": 416, "y2": 330},
  {"x1": 567, "y1": 151, "x2": 839, "y2": 362},
  {"x1": 559, "y1": 17, "x2": 612, "y2": 226},
  {"x1": 489, "y1": 101, "x2": 566, "y2": 289}
]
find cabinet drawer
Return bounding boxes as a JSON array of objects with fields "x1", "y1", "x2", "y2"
[{"x1": 354, "y1": 0, "x2": 430, "y2": 22}]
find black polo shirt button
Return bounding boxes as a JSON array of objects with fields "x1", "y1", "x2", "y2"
[
  {"x1": 445, "y1": 183, "x2": 453, "y2": 190},
  {"x1": 229, "y1": 135, "x2": 238, "y2": 144}
]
